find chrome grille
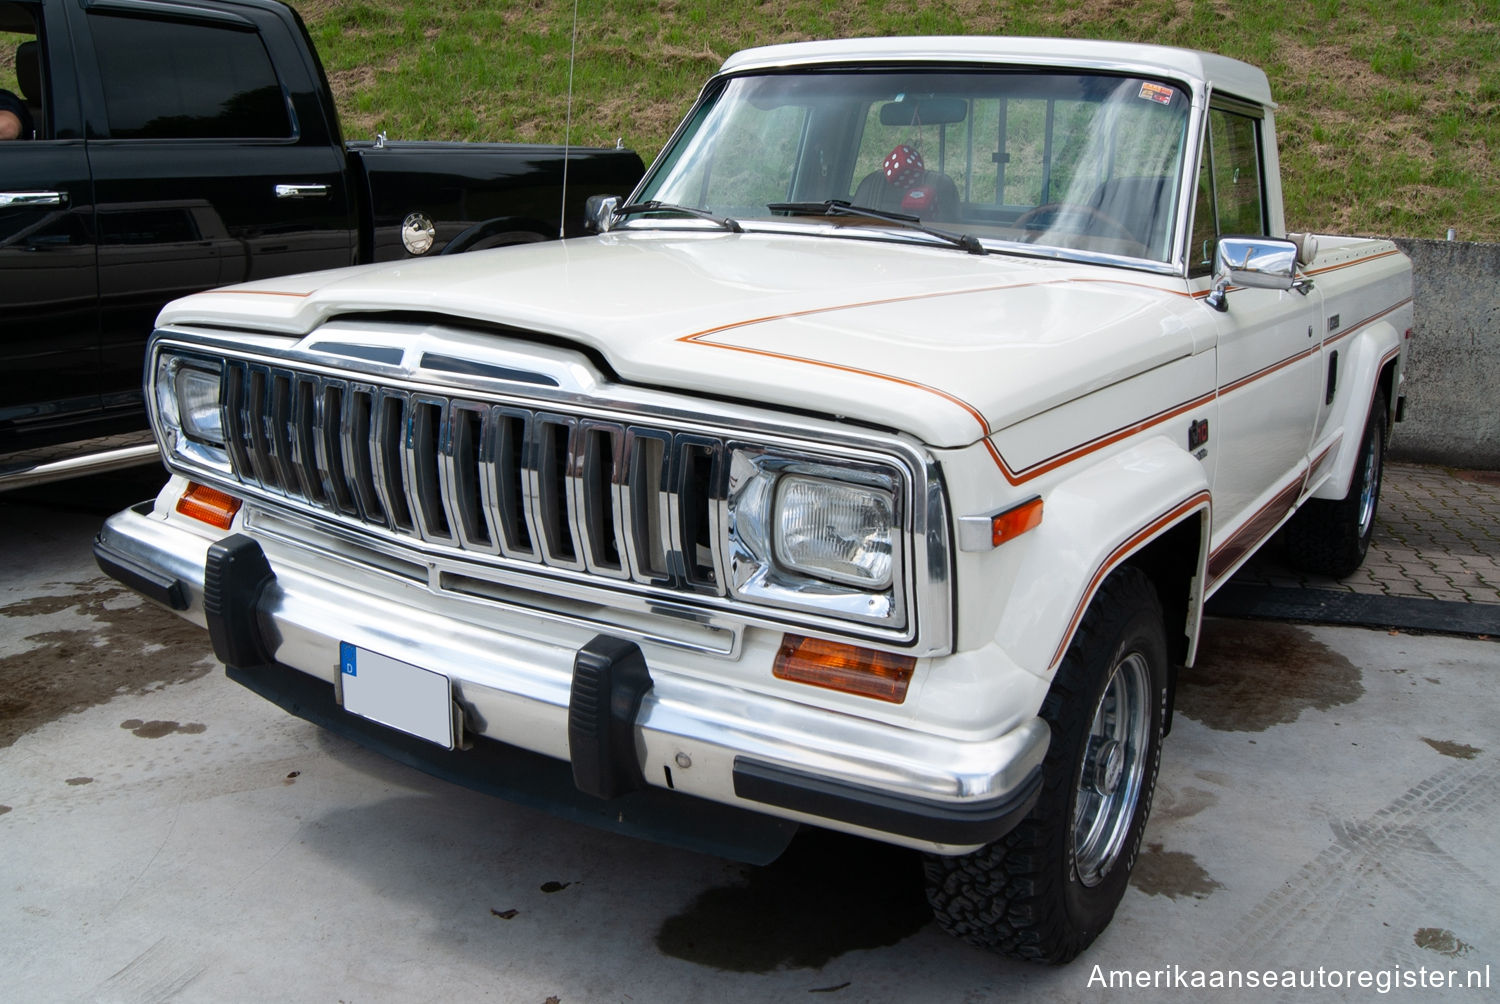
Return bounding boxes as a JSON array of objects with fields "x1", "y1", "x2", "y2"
[{"x1": 222, "y1": 361, "x2": 727, "y2": 594}]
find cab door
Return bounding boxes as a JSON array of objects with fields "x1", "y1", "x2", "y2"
[
  {"x1": 1190, "y1": 105, "x2": 1322, "y2": 566},
  {"x1": 0, "y1": 2, "x2": 102, "y2": 450},
  {"x1": 69, "y1": 0, "x2": 356, "y2": 414}
]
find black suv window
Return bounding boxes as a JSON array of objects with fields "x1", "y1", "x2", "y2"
[
  {"x1": 88, "y1": 12, "x2": 289, "y2": 139},
  {"x1": 1, "y1": 1, "x2": 44, "y2": 139}
]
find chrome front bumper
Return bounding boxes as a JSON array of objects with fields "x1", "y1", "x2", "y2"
[{"x1": 96, "y1": 502, "x2": 1048, "y2": 858}]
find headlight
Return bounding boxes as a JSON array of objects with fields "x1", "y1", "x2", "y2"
[
  {"x1": 774, "y1": 475, "x2": 893, "y2": 588},
  {"x1": 173, "y1": 364, "x2": 225, "y2": 445},
  {"x1": 153, "y1": 351, "x2": 230, "y2": 471},
  {"x1": 726, "y1": 447, "x2": 905, "y2": 629}
]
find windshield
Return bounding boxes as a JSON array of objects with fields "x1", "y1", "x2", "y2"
[{"x1": 633, "y1": 69, "x2": 1192, "y2": 264}]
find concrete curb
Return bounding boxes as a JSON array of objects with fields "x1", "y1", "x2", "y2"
[{"x1": 1207, "y1": 582, "x2": 1500, "y2": 638}]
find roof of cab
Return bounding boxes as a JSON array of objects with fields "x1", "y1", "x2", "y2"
[{"x1": 717, "y1": 36, "x2": 1273, "y2": 107}]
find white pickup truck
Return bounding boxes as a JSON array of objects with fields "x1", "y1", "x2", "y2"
[{"x1": 98, "y1": 36, "x2": 1413, "y2": 962}]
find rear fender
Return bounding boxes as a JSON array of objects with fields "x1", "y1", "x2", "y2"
[{"x1": 1309, "y1": 320, "x2": 1405, "y2": 501}]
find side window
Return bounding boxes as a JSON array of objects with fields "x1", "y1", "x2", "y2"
[
  {"x1": 0, "y1": 2, "x2": 44, "y2": 140},
  {"x1": 1189, "y1": 107, "x2": 1267, "y2": 277},
  {"x1": 1209, "y1": 109, "x2": 1265, "y2": 236},
  {"x1": 88, "y1": 13, "x2": 290, "y2": 139},
  {"x1": 1189, "y1": 155, "x2": 1217, "y2": 276}
]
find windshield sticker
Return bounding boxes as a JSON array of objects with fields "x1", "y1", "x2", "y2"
[{"x1": 1139, "y1": 82, "x2": 1175, "y2": 105}]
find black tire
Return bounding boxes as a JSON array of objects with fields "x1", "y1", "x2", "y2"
[
  {"x1": 924, "y1": 567, "x2": 1168, "y2": 963},
  {"x1": 1282, "y1": 391, "x2": 1387, "y2": 578}
]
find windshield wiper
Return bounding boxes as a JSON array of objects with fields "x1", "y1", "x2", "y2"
[
  {"x1": 767, "y1": 200, "x2": 988, "y2": 255},
  {"x1": 615, "y1": 200, "x2": 743, "y2": 233}
]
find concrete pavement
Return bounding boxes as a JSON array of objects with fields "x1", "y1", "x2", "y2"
[{"x1": 0, "y1": 466, "x2": 1495, "y2": 1001}]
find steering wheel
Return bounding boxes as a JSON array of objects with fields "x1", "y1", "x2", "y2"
[{"x1": 1013, "y1": 202, "x2": 1139, "y2": 246}]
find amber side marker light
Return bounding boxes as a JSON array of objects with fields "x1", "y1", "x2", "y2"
[
  {"x1": 176, "y1": 482, "x2": 242, "y2": 530},
  {"x1": 773, "y1": 635, "x2": 916, "y2": 703},
  {"x1": 992, "y1": 496, "x2": 1044, "y2": 547}
]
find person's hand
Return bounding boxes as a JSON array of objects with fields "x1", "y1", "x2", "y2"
[{"x1": 0, "y1": 109, "x2": 21, "y2": 140}]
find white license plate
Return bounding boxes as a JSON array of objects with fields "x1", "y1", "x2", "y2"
[{"x1": 340, "y1": 643, "x2": 454, "y2": 749}]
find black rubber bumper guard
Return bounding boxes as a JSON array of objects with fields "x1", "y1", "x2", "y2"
[
  {"x1": 93, "y1": 504, "x2": 189, "y2": 612},
  {"x1": 100, "y1": 530, "x2": 1042, "y2": 859}
]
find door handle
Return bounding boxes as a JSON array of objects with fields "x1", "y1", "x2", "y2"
[
  {"x1": 274, "y1": 183, "x2": 330, "y2": 199},
  {"x1": 0, "y1": 190, "x2": 67, "y2": 207}
]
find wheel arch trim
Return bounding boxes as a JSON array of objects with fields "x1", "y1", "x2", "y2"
[
  {"x1": 1046, "y1": 491, "x2": 1212, "y2": 675},
  {"x1": 1308, "y1": 312, "x2": 1407, "y2": 503}
]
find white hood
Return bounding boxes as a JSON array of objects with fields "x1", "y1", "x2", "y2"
[{"x1": 158, "y1": 231, "x2": 1209, "y2": 448}]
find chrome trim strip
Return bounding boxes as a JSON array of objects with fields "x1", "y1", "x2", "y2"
[
  {"x1": 0, "y1": 441, "x2": 159, "y2": 490},
  {"x1": 274, "y1": 183, "x2": 330, "y2": 200},
  {"x1": 0, "y1": 190, "x2": 66, "y2": 207}
]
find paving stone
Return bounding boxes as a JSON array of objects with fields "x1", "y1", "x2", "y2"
[{"x1": 1230, "y1": 463, "x2": 1500, "y2": 609}]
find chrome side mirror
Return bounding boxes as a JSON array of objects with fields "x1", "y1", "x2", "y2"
[
  {"x1": 584, "y1": 195, "x2": 621, "y2": 234},
  {"x1": 1205, "y1": 235, "x2": 1299, "y2": 312}
]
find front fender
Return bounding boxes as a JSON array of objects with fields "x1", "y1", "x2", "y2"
[{"x1": 986, "y1": 435, "x2": 1211, "y2": 680}]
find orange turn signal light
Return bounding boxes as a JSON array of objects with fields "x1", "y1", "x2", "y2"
[
  {"x1": 773, "y1": 635, "x2": 916, "y2": 704},
  {"x1": 991, "y1": 496, "x2": 1044, "y2": 547},
  {"x1": 176, "y1": 482, "x2": 242, "y2": 530}
]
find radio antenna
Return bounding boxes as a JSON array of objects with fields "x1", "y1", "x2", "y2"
[{"x1": 558, "y1": 0, "x2": 580, "y2": 239}]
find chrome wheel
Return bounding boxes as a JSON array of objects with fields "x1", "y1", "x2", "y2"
[
  {"x1": 1356, "y1": 422, "x2": 1382, "y2": 538},
  {"x1": 1072, "y1": 651, "x2": 1151, "y2": 887},
  {"x1": 1280, "y1": 392, "x2": 1388, "y2": 579}
]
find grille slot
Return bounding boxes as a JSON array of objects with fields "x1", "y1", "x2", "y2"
[
  {"x1": 534, "y1": 415, "x2": 582, "y2": 568},
  {"x1": 406, "y1": 397, "x2": 453, "y2": 543},
  {"x1": 577, "y1": 422, "x2": 627, "y2": 578},
  {"x1": 220, "y1": 362, "x2": 728, "y2": 595},
  {"x1": 316, "y1": 382, "x2": 356, "y2": 515},
  {"x1": 448, "y1": 403, "x2": 493, "y2": 552},
  {"x1": 345, "y1": 387, "x2": 385, "y2": 524}
]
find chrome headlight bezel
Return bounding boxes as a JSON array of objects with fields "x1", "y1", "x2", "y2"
[
  {"x1": 726, "y1": 446, "x2": 907, "y2": 631},
  {"x1": 152, "y1": 350, "x2": 231, "y2": 473}
]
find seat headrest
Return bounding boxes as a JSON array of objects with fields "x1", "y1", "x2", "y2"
[{"x1": 16, "y1": 40, "x2": 39, "y2": 104}]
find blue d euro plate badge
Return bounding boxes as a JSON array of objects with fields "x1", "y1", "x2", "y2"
[{"x1": 340, "y1": 642, "x2": 455, "y2": 749}]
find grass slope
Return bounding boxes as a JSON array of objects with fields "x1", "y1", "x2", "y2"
[{"x1": 292, "y1": 0, "x2": 1498, "y2": 241}]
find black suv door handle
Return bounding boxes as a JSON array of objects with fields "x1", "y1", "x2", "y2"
[
  {"x1": 274, "y1": 183, "x2": 330, "y2": 199},
  {"x1": 0, "y1": 190, "x2": 67, "y2": 207}
]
